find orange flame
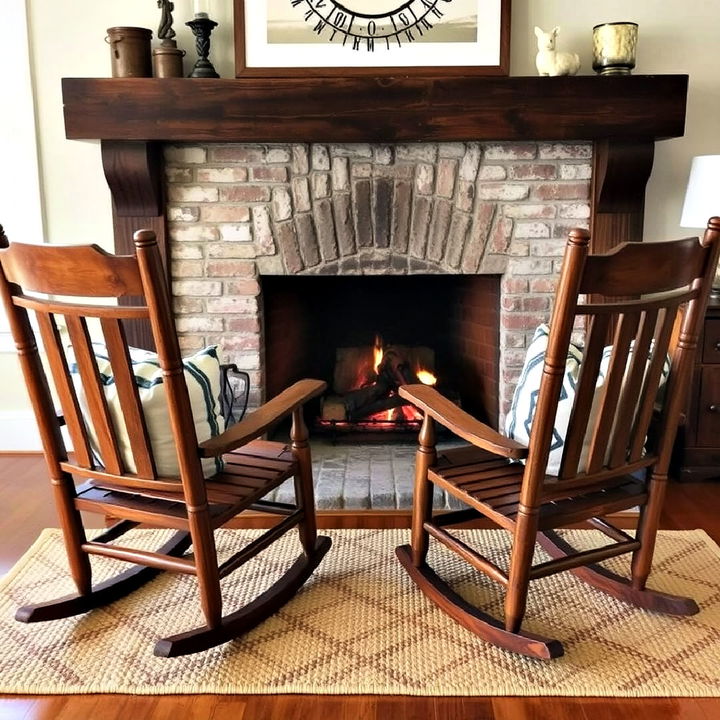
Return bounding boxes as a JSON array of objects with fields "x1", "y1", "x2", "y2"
[
  {"x1": 416, "y1": 369, "x2": 437, "y2": 386},
  {"x1": 373, "y1": 334, "x2": 384, "y2": 374}
]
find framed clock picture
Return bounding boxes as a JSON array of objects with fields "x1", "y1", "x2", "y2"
[{"x1": 234, "y1": 0, "x2": 511, "y2": 77}]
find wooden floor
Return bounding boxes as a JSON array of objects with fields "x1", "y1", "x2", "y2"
[{"x1": 1, "y1": 454, "x2": 720, "y2": 719}]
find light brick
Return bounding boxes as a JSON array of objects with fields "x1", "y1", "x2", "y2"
[
  {"x1": 511, "y1": 257, "x2": 554, "y2": 275},
  {"x1": 207, "y1": 242, "x2": 258, "y2": 259},
  {"x1": 167, "y1": 186, "x2": 218, "y2": 203},
  {"x1": 291, "y1": 177, "x2": 311, "y2": 212},
  {"x1": 165, "y1": 145, "x2": 206, "y2": 164},
  {"x1": 201, "y1": 205, "x2": 251, "y2": 223},
  {"x1": 312, "y1": 173, "x2": 331, "y2": 198},
  {"x1": 396, "y1": 144, "x2": 437, "y2": 162},
  {"x1": 330, "y1": 144, "x2": 372, "y2": 158},
  {"x1": 483, "y1": 143, "x2": 537, "y2": 161},
  {"x1": 508, "y1": 164, "x2": 557, "y2": 180},
  {"x1": 225, "y1": 278, "x2": 260, "y2": 295},
  {"x1": 478, "y1": 165, "x2": 507, "y2": 181},
  {"x1": 351, "y1": 163, "x2": 372, "y2": 178},
  {"x1": 459, "y1": 143, "x2": 482, "y2": 181},
  {"x1": 171, "y1": 260, "x2": 203, "y2": 277},
  {"x1": 558, "y1": 202, "x2": 591, "y2": 219},
  {"x1": 560, "y1": 163, "x2": 592, "y2": 180},
  {"x1": 206, "y1": 259, "x2": 255, "y2": 277},
  {"x1": 514, "y1": 222, "x2": 551, "y2": 239},
  {"x1": 439, "y1": 143, "x2": 466, "y2": 158},
  {"x1": 173, "y1": 297, "x2": 204, "y2": 314},
  {"x1": 206, "y1": 296, "x2": 259, "y2": 314},
  {"x1": 176, "y1": 317, "x2": 223, "y2": 333},
  {"x1": 218, "y1": 223, "x2": 252, "y2": 242},
  {"x1": 266, "y1": 147, "x2": 291, "y2": 163},
  {"x1": 332, "y1": 157, "x2": 349, "y2": 192},
  {"x1": 478, "y1": 184, "x2": 530, "y2": 201},
  {"x1": 197, "y1": 167, "x2": 249, "y2": 183},
  {"x1": 292, "y1": 144, "x2": 310, "y2": 175},
  {"x1": 170, "y1": 225, "x2": 219, "y2": 242},
  {"x1": 219, "y1": 185, "x2": 272, "y2": 203},
  {"x1": 311, "y1": 144, "x2": 330, "y2": 170},
  {"x1": 502, "y1": 204, "x2": 556, "y2": 219},
  {"x1": 373, "y1": 146, "x2": 394, "y2": 165},
  {"x1": 436, "y1": 158, "x2": 457, "y2": 198},
  {"x1": 252, "y1": 205, "x2": 274, "y2": 252},
  {"x1": 415, "y1": 164, "x2": 434, "y2": 195},
  {"x1": 532, "y1": 183, "x2": 589, "y2": 201},
  {"x1": 538, "y1": 142, "x2": 592, "y2": 159},
  {"x1": 272, "y1": 187, "x2": 293, "y2": 221},
  {"x1": 168, "y1": 206, "x2": 200, "y2": 222},
  {"x1": 170, "y1": 243, "x2": 203, "y2": 260},
  {"x1": 209, "y1": 146, "x2": 263, "y2": 163},
  {"x1": 172, "y1": 279, "x2": 222, "y2": 296}
]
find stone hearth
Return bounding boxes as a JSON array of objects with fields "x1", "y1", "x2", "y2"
[{"x1": 164, "y1": 140, "x2": 591, "y2": 422}]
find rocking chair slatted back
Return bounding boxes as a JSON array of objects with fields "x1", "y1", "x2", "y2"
[
  {"x1": 0, "y1": 232, "x2": 203, "y2": 495},
  {"x1": 523, "y1": 230, "x2": 719, "y2": 503}
]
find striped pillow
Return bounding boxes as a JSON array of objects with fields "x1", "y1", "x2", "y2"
[
  {"x1": 505, "y1": 324, "x2": 670, "y2": 476},
  {"x1": 70, "y1": 345, "x2": 225, "y2": 479}
]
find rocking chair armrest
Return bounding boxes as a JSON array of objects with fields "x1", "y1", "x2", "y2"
[
  {"x1": 398, "y1": 384, "x2": 528, "y2": 460},
  {"x1": 199, "y1": 379, "x2": 327, "y2": 457}
]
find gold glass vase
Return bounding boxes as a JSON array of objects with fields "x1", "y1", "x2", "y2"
[{"x1": 592, "y1": 22, "x2": 638, "y2": 75}]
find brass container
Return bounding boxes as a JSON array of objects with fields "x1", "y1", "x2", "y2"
[
  {"x1": 153, "y1": 41, "x2": 186, "y2": 78},
  {"x1": 106, "y1": 27, "x2": 153, "y2": 78},
  {"x1": 592, "y1": 22, "x2": 638, "y2": 75}
]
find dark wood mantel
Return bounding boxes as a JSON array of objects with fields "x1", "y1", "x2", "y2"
[
  {"x1": 60, "y1": 74, "x2": 689, "y2": 320},
  {"x1": 62, "y1": 75, "x2": 687, "y2": 143}
]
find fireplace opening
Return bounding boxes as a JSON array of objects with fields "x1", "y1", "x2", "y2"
[{"x1": 261, "y1": 274, "x2": 501, "y2": 440}]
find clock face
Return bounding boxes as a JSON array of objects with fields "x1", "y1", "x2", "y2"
[{"x1": 292, "y1": 0, "x2": 453, "y2": 51}]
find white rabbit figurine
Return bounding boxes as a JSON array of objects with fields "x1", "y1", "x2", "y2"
[{"x1": 534, "y1": 26, "x2": 580, "y2": 77}]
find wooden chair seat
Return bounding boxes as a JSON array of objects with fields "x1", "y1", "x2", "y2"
[
  {"x1": 74, "y1": 440, "x2": 297, "y2": 531},
  {"x1": 431, "y1": 445, "x2": 646, "y2": 530}
]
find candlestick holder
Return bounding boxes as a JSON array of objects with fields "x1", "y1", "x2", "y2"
[{"x1": 186, "y1": 15, "x2": 219, "y2": 78}]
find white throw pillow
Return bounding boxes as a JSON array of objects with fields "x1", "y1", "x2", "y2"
[
  {"x1": 505, "y1": 324, "x2": 670, "y2": 476},
  {"x1": 69, "y1": 345, "x2": 225, "y2": 479}
]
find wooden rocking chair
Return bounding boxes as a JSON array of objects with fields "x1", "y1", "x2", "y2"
[
  {"x1": 397, "y1": 218, "x2": 720, "y2": 659},
  {"x1": 0, "y1": 227, "x2": 331, "y2": 657}
]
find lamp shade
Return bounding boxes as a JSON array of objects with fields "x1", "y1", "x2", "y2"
[{"x1": 680, "y1": 155, "x2": 720, "y2": 228}]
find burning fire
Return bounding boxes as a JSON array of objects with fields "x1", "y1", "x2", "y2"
[
  {"x1": 416, "y1": 369, "x2": 437, "y2": 386},
  {"x1": 373, "y1": 334, "x2": 384, "y2": 374}
]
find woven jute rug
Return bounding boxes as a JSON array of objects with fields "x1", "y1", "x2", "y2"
[{"x1": 1, "y1": 528, "x2": 720, "y2": 697}]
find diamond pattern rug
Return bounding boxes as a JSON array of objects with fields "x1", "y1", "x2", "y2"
[{"x1": 1, "y1": 528, "x2": 720, "y2": 696}]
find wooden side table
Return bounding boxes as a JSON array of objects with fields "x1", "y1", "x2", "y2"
[{"x1": 677, "y1": 296, "x2": 720, "y2": 481}]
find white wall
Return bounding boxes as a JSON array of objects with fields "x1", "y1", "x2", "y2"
[{"x1": 1, "y1": 0, "x2": 719, "y2": 449}]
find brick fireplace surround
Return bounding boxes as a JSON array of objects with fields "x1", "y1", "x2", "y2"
[
  {"x1": 60, "y1": 75, "x2": 688, "y2": 506},
  {"x1": 164, "y1": 140, "x2": 592, "y2": 421}
]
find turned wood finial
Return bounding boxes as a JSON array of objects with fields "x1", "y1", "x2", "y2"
[
  {"x1": 567, "y1": 227, "x2": 591, "y2": 246},
  {"x1": 133, "y1": 229, "x2": 157, "y2": 248},
  {"x1": 702, "y1": 216, "x2": 720, "y2": 247}
]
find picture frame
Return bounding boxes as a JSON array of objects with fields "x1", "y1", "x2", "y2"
[{"x1": 234, "y1": 0, "x2": 511, "y2": 78}]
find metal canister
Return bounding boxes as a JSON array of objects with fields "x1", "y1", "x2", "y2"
[
  {"x1": 153, "y1": 42, "x2": 185, "y2": 78},
  {"x1": 106, "y1": 27, "x2": 153, "y2": 78}
]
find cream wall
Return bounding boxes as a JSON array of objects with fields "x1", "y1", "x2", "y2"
[{"x1": 1, "y1": 0, "x2": 719, "y2": 449}]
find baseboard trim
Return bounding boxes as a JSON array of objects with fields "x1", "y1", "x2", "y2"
[{"x1": 0, "y1": 411, "x2": 42, "y2": 452}]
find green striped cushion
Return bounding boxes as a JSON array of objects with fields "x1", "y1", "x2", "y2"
[{"x1": 70, "y1": 345, "x2": 224, "y2": 479}]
